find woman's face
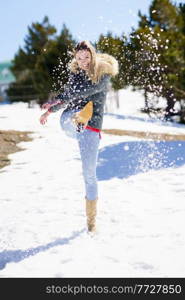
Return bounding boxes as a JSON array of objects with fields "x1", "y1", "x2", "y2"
[{"x1": 75, "y1": 50, "x2": 91, "y2": 71}]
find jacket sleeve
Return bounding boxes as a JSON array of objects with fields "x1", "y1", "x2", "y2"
[
  {"x1": 48, "y1": 101, "x2": 66, "y2": 113},
  {"x1": 49, "y1": 74, "x2": 110, "y2": 113},
  {"x1": 48, "y1": 74, "x2": 75, "y2": 112},
  {"x1": 58, "y1": 74, "x2": 110, "y2": 101}
]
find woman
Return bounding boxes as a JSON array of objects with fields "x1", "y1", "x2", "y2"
[{"x1": 40, "y1": 40, "x2": 119, "y2": 233}]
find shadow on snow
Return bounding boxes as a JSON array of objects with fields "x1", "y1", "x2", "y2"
[
  {"x1": 97, "y1": 141, "x2": 185, "y2": 181},
  {"x1": 0, "y1": 229, "x2": 85, "y2": 271}
]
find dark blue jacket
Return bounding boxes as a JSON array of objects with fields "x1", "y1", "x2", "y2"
[{"x1": 49, "y1": 69, "x2": 110, "y2": 129}]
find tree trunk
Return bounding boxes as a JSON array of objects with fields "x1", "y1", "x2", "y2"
[
  {"x1": 164, "y1": 88, "x2": 176, "y2": 119},
  {"x1": 144, "y1": 89, "x2": 148, "y2": 110},
  {"x1": 115, "y1": 90, "x2": 119, "y2": 109},
  {"x1": 180, "y1": 100, "x2": 185, "y2": 124}
]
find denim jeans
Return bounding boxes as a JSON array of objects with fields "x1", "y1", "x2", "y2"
[{"x1": 60, "y1": 110, "x2": 100, "y2": 200}]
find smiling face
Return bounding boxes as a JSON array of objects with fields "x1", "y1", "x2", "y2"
[{"x1": 75, "y1": 49, "x2": 91, "y2": 71}]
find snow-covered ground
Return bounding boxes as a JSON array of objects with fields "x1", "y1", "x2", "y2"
[{"x1": 0, "y1": 88, "x2": 185, "y2": 277}]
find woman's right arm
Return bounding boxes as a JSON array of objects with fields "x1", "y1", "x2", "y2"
[
  {"x1": 41, "y1": 99, "x2": 62, "y2": 110},
  {"x1": 48, "y1": 74, "x2": 110, "y2": 113},
  {"x1": 41, "y1": 73, "x2": 75, "y2": 112}
]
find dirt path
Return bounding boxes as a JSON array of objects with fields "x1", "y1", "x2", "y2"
[
  {"x1": 1, "y1": 128, "x2": 185, "y2": 170},
  {"x1": 102, "y1": 129, "x2": 185, "y2": 141},
  {"x1": 0, "y1": 130, "x2": 33, "y2": 169}
]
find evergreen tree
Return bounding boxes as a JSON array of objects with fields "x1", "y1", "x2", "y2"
[
  {"x1": 96, "y1": 32, "x2": 126, "y2": 90},
  {"x1": 51, "y1": 24, "x2": 76, "y2": 94},
  {"x1": 7, "y1": 17, "x2": 76, "y2": 105},
  {"x1": 127, "y1": 0, "x2": 185, "y2": 121},
  {"x1": 32, "y1": 24, "x2": 76, "y2": 105},
  {"x1": 149, "y1": 0, "x2": 185, "y2": 119}
]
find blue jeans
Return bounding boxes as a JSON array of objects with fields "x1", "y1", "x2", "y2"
[{"x1": 60, "y1": 110, "x2": 100, "y2": 200}]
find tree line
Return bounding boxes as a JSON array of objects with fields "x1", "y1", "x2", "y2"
[{"x1": 7, "y1": 0, "x2": 185, "y2": 123}]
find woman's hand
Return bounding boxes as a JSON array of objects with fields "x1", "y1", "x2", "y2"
[
  {"x1": 41, "y1": 103, "x2": 53, "y2": 110},
  {"x1": 39, "y1": 111, "x2": 51, "y2": 125},
  {"x1": 41, "y1": 100, "x2": 61, "y2": 110}
]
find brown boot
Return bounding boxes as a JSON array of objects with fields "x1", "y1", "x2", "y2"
[
  {"x1": 86, "y1": 198, "x2": 97, "y2": 233},
  {"x1": 73, "y1": 101, "x2": 93, "y2": 128}
]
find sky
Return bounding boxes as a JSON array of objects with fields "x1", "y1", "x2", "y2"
[{"x1": 1, "y1": 0, "x2": 183, "y2": 62}]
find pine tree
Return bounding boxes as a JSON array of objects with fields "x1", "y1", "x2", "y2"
[
  {"x1": 7, "y1": 17, "x2": 76, "y2": 105},
  {"x1": 149, "y1": 0, "x2": 185, "y2": 119},
  {"x1": 127, "y1": 0, "x2": 185, "y2": 122},
  {"x1": 51, "y1": 24, "x2": 76, "y2": 95},
  {"x1": 96, "y1": 32, "x2": 126, "y2": 90}
]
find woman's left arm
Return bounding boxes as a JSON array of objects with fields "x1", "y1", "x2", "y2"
[{"x1": 56, "y1": 74, "x2": 110, "y2": 102}]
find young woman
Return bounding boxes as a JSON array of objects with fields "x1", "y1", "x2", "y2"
[{"x1": 40, "y1": 41, "x2": 119, "y2": 233}]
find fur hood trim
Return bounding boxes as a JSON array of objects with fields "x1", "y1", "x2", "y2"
[{"x1": 68, "y1": 40, "x2": 119, "y2": 82}]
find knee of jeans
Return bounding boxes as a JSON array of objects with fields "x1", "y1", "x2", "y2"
[
  {"x1": 60, "y1": 116, "x2": 77, "y2": 139},
  {"x1": 60, "y1": 112, "x2": 73, "y2": 130},
  {"x1": 60, "y1": 114, "x2": 69, "y2": 129}
]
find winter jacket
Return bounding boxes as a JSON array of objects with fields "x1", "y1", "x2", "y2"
[
  {"x1": 48, "y1": 41, "x2": 119, "y2": 130},
  {"x1": 49, "y1": 70, "x2": 110, "y2": 129}
]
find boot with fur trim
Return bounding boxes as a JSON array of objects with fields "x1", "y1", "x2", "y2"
[
  {"x1": 72, "y1": 101, "x2": 93, "y2": 131},
  {"x1": 86, "y1": 198, "x2": 97, "y2": 232}
]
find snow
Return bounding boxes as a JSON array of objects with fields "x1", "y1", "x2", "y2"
[
  {"x1": 105, "y1": 88, "x2": 185, "y2": 134},
  {"x1": 0, "y1": 88, "x2": 185, "y2": 277}
]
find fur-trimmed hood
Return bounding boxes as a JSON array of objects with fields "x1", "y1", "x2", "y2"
[{"x1": 68, "y1": 40, "x2": 119, "y2": 83}]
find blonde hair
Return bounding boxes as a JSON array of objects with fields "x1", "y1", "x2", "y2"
[{"x1": 68, "y1": 40, "x2": 119, "y2": 83}]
